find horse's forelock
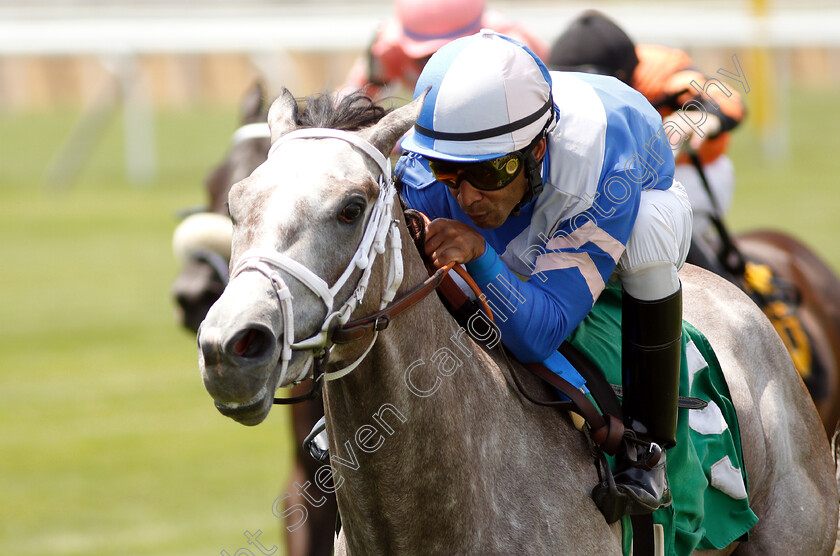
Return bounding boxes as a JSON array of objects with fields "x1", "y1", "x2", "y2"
[{"x1": 298, "y1": 91, "x2": 388, "y2": 132}]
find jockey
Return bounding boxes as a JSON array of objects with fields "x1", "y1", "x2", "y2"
[
  {"x1": 339, "y1": 0, "x2": 547, "y2": 99},
  {"x1": 548, "y1": 10, "x2": 746, "y2": 276},
  {"x1": 395, "y1": 30, "x2": 692, "y2": 519}
]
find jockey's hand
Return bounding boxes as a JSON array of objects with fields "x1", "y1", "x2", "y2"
[
  {"x1": 664, "y1": 111, "x2": 721, "y2": 158},
  {"x1": 424, "y1": 218, "x2": 486, "y2": 269}
]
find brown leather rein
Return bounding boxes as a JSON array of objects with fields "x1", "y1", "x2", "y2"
[
  {"x1": 332, "y1": 209, "x2": 494, "y2": 344},
  {"x1": 273, "y1": 224, "x2": 493, "y2": 404},
  {"x1": 333, "y1": 261, "x2": 457, "y2": 344}
]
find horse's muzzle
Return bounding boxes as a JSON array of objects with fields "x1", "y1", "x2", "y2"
[
  {"x1": 198, "y1": 321, "x2": 280, "y2": 408},
  {"x1": 213, "y1": 384, "x2": 274, "y2": 426}
]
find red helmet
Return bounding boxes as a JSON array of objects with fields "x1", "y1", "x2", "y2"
[{"x1": 395, "y1": 0, "x2": 486, "y2": 59}]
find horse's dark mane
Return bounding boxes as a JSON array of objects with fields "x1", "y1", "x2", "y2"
[{"x1": 298, "y1": 91, "x2": 388, "y2": 131}]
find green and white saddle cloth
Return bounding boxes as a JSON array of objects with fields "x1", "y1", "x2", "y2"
[{"x1": 567, "y1": 281, "x2": 759, "y2": 555}]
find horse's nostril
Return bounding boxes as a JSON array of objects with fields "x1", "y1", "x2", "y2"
[{"x1": 230, "y1": 327, "x2": 273, "y2": 359}]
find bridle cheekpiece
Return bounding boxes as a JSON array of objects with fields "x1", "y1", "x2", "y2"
[{"x1": 228, "y1": 128, "x2": 405, "y2": 399}]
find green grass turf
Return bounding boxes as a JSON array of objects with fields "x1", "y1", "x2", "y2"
[
  {"x1": 0, "y1": 86, "x2": 838, "y2": 555},
  {"x1": 0, "y1": 105, "x2": 295, "y2": 555},
  {"x1": 727, "y1": 86, "x2": 840, "y2": 271}
]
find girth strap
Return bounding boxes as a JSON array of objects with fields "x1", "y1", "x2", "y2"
[
  {"x1": 559, "y1": 341, "x2": 623, "y2": 417},
  {"x1": 523, "y1": 362, "x2": 626, "y2": 456}
]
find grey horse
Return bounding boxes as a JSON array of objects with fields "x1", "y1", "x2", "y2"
[
  {"x1": 171, "y1": 83, "x2": 340, "y2": 556},
  {"x1": 198, "y1": 89, "x2": 838, "y2": 555}
]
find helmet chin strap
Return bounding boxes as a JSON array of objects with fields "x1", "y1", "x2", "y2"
[
  {"x1": 510, "y1": 109, "x2": 554, "y2": 216},
  {"x1": 511, "y1": 148, "x2": 545, "y2": 216}
]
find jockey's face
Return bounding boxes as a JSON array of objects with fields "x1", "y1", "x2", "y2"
[
  {"x1": 446, "y1": 138, "x2": 546, "y2": 229},
  {"x1": 449, "y1": 169, "x2": 528, "y2": 229}
]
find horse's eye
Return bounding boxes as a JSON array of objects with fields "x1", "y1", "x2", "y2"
[{"x1": 339, "y1": 201, "x2": 364, "y2": 224}]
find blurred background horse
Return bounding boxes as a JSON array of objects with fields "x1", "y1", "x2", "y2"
[
  {"x1": 171, "y1": 83, "x2": 271, "y2": 332},
  {"x1": 682, "y1": 151, "x2": 840, "y2": 435},
  {"x1": 735, "y1": 230, "x2": 840, "y2": 434},
  {"x1": 170, "y1": 82, "x2": 336, "y2": 556}
]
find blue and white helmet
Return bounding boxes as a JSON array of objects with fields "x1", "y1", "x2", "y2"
[{"x1": 402, "y1": 29, "x2": 554, "y2": 162}]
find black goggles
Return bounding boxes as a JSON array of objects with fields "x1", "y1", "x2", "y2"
[{"x1": 428, "y1": 151, "x2": 525, "y2": 192}]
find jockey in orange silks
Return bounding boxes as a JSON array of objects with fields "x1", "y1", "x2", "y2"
[{"x1": 548, "y1": 10, "x2": 746, "y2": 275}]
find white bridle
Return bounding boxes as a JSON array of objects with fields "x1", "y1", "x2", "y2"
[{"x1": 229, "y1": 128, "x2": 405, "y2": 387}]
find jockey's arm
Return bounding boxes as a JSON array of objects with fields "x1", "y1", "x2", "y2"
[
  {"x1": 457, "y1": 185, "x2": 637, "y2": 362},
  {"x1": 398, "y1": 155, "x2": 640, "y2": 363},
  {"x1": 662, "y1": 68, "x2": 746, "y2": 139}
]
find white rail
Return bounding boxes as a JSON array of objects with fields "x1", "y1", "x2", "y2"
[
  {"x1": 22, "y1": 1, "x2": 832, "y2": 187},
  {"x1": 0, "y1": 3, "x2": 839, "y2": 56}
]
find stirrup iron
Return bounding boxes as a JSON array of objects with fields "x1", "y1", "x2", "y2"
[{"x1": 303, "y1": 416, "x2": 330, "y2": 463}]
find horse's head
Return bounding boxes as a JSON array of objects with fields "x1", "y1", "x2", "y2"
[
  {"x1": 171, "y1": 82, "x2": 271, "y2": 332},
  {"x1": 197, "y1": 88, "x2": 422, "y2": 425}
]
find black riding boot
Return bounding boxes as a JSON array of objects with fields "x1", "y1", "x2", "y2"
[{"x1": 592, "y1": 287, "x2": 682, "y2": 522}]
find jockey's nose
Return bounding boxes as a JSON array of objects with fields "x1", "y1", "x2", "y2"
[{"x1": 455, "y1": 179, "x2": 483, "y2": 208}]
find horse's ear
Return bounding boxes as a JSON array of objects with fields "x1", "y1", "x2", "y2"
[
  {"x1": 360, "y1": 91, "x2": 427, "y2": 158},
  {"x1": 241, "y1": 81, "x2": 266, "y2": 122},
  {"x1": 267, "y1": 88, "x2": 299, "y2": 143}
]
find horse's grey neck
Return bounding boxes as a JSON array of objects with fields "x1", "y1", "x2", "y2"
[
  {"x1": 320, "y1": 226, "x2": 508, "y2": 552},
  {"x1": 319, "y1": 224, "x2": 608, "y2": 554}
]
